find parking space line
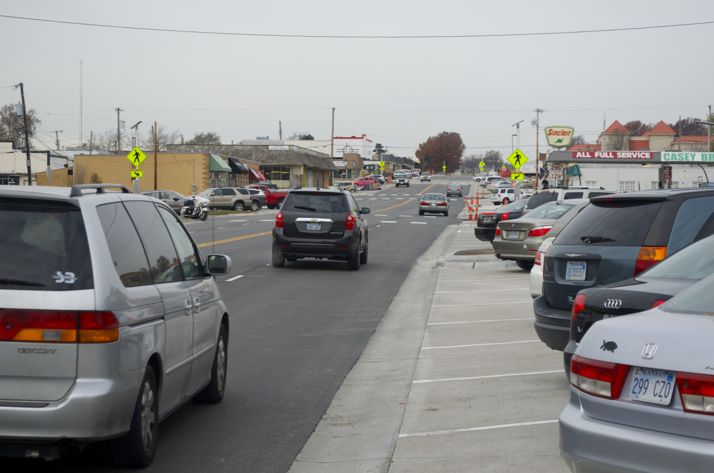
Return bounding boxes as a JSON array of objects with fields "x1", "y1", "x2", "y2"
[
  {"x1": 226, "y1": 274, "x2": 245, "y2": 282},
  {"x1": 398, "y1": 419, "x2": 558, "y2": 439},
  {"x1": 398, "y1": 214, "x2": 412, "y2": 218},
  {"x1": 413, "y1": 370, "x2": 562, "y2": 384},
  {"x1": 374, "y1": 214, "x2": 389, "y2": 217},
  {"x1": 380, "y1": 220, "x2": 398, "y2": 224},
  {"x1": 260, "y1": 219, "x2": 274, "y2": 222},
  {"x1": 434, "y1": 288, "x2": 529, "y2": 294},
  {"x1": 438, "y1": 277, "x2": 526, "y2": 283},
  {"x1": 432, "y1": 300, "x2": 532, "y2": 308},
  {"x1": 410, "y1": 222, "x2": 428, "y2": 225},
  {"x1": 422, "y1": 340, "x2": 539, "y2": 350},
  {"x1": 427, "y1": 317, "x2": 531, "y2": 326}
]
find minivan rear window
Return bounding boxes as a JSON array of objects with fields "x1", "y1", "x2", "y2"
[
  {"x1": 283, "y1": 192, "x2": 349, "y2": 213},
  {"x1": 0, "y1": 200, "x2": 93, "y2": 291},
  {"x1": 555, "y1": 201, "x2": 663, "y2": 246},
  {"x1": 525, "y1": 191, "x2": 557, "y2": 210}
]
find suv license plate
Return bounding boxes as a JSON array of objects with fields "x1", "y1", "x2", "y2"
[
  {"x1": 306, "y1": 223, "x2": 321, "y2": 231},
  {"x1": 505, "y1": 231, "x2": 520, "y2": 240},
  {"x1": 565, "y1": 261, "x2": 587, "y2": 281},
  {"x1": 629, "y1": 367, "x2": 675, "y2": 405}
]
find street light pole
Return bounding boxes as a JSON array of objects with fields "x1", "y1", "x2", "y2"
[{"x1": 15, "y1": 83, "x2": 33, "y2": 185}]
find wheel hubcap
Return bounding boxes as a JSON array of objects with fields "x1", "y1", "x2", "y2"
[{"x1": 140, "y1": 380, "x2": 156, "y2": 451}]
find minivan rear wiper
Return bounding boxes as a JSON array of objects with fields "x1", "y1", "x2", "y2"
[
  {"x1": 0, "y1": 278, "x2": 46, "y2": 287},
  {"x1": 580, "y1": 235, "x2": 615, "y2": 244},
  {"x1": 293, "y1": 205, "x2": 316, "y2": 212}
]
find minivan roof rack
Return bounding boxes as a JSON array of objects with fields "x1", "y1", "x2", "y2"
[{"x1": 70, "y1": 184, "x2": 132, "y2": 197}]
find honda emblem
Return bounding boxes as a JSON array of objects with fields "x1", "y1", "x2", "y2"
[{"x1": 641, "y1": 343, "x2": 659, "y2": 360}]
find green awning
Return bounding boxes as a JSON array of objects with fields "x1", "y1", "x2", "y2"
[{"x1": 208, "y1": 154, "x2": 231, "y2": 172}]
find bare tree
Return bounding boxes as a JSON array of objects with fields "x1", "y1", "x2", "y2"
[{"x1": 0, "y1": 104, "x2": 41, "y2": 149}]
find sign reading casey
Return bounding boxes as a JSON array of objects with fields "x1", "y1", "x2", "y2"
[
  {"x1": 544, "y1": 126, "x2": 574, "y2": 148},
  {"x1": 571, "y1": 151, "x2": 653, "y2": 160},
  {"x1": 662, "y1": 152, "x2": 714, "y2": 162}
]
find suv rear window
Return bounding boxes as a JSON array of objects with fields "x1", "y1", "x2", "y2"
[
  {"x1": 282, "y1": 192, "x2": 349, "y2": 212},
  {"x1": 555, "y1": 201, "x2": 663, "y2": 246},
  {"x1": 0, "y1": 200, "x2": 93, "y2": 291}
]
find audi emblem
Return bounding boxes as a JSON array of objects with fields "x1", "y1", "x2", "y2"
[{"x1": 603, "y1": 298, "x2": 623, "y2": 310}]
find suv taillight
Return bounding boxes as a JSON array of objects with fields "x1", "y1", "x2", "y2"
[
  {"x1": 634, "y1": 246, "x2": 667, "y2": 275},
  {"x1": 495, "y1": 227, "x2": 501, "y2": 236},
  {"x1": 677, "y1": 372, "x2": 714, "y2": 415},
  {"x1": 571, "y1": 293, "x2": 586, "y2": 320},
  {"x1": 571, "y1": 355, "x2": 629, "y2": 399},
  {"x1": 0, "y1": 309, "x2": 119, "y2": 343},
  {"x1": 275, "y1": 211, "x2": 285, "y2": 228},
  {"x1": 528, "y1": 226, "x2": 552, "y2": 237},
  {"x1": 501, "y1": 212, "x2": 509, "y2": 220},
  {"x1": 345, "y1": 213, "x2": 356, "y2": 230}
]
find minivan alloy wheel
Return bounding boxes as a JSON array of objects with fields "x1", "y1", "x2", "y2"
[{"x1": 140, "y1": 379, "x2": 156, "y2": 451}]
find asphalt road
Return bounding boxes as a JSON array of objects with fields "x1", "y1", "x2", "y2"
[{"x1": 9, "y1": 177, "x2": 471, "y2": 473}]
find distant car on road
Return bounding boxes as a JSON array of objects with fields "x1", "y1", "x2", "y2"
[
  {"x1": 141, "y1": 189, "x2": 187, "y2": 214},
  {"x1": 353, "y1": 176, "x2": 380, "y2": 191},
  {"x1": 420, "y1": 174, "x2": 431, "y2": 182},
  {"x1": 334, "y1": 181, "x2": 356, "y2": 192},
  {"x1": 272, "y1": 189, "x2": 369, "y2": 270},
  {"x1": 419, "y1": 193, "x2": 449, "y2": 216},
  {"x1": 248, "y1": 184, "x2": 288, "y2": 209},
  {"x1": 208, "y1": 187, "x2": 260, "y2": 211},
  {"x1": 523, "y1": 187, "x2": 612, "y2": 214},
  {"x1": 446, "y1": 185, "x2": 463, "y2": 197},
  {"x1": 395, "y1": 173, "x2": 411, "y2": 187}
]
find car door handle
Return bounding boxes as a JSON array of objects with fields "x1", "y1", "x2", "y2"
[
  {"x1": 192, "y1": 297, "x2": 201, "y2": 314},
  {"x1": 184, "y1": 299, "x2": 193, "y2": 316}
]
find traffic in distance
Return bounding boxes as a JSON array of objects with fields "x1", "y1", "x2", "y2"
[{"x1": 2, "y1": 161, "x2": 714, "y2": 473}]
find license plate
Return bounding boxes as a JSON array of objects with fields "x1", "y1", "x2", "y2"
[
  {"x1": 629, "y1": 367, "x2": 676, "y2": 405},
  {"x1": 566, "y1": 261, "x2": 587, "y2": 281},
  {"x1": 504, "y1": 231, "x2": 520, "y2": 240},
  {"x1": 430, "y1": 203, "x2": 436, "y2": 206},
  {"x1": 306, "y1": 223, "x2": 321, "y2": 231},
  {"x1": 482, "y1": 216, "x2": 493, "y2": 223}
]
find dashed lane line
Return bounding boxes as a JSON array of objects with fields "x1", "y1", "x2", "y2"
[
  {"x1": 226, "y1": 274, "x2": 245, "y2": 282},
  {"x1": 427, "y1": 317, "x2": 532, "y2": 326}
]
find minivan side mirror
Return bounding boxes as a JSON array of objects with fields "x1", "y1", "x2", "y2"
[
  {"x1": 206, "y1": 254, "x2": 232, "y2": 275},
  {"x1": 360, "y1": 207, "x2": 371, "y2": 214}
]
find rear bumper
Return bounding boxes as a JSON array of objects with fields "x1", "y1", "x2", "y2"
[
  {"x1": 274, "y1": 231, "x2": 358, "y2": 259},
  {"x1": 533, "y1": 295, "x2": 570, "y2": 351},
  {"x1": 492, "y1": 238, "x2": 538, "y2": 260},
  {"x1": 0, "y1": 370, "x2": 141, "y2": 445},
  {"x1": 474, "y1": 226, "x2": 495, "y2": 242},
  {"x1": 419, "y1": 205, "x2": 448, "y2": 214},
  {"x1": 560, "y1": 394, "x2": 714, "y2": 473}
]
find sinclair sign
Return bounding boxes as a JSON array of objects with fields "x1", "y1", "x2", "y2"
[{"x1": 544, "y1": 126, "x2": 575, "y2": 148}]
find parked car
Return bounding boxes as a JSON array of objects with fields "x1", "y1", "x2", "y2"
[
  {"x1": 479, "y1": 175, "x2": 502, "y2": 187},
  {"x1": 248, "y1": 184, "x2": 289, "y2": 209},
  {"x1": 208, "y1": 187, "x2": 259, "y2": 211},
  {"x1": 247, "y1": 188, "x2": 267, "y2": 208},
  {"x1": 530, "y1": 237, "x2": 554, "y2": 298},
  {"x1": 565, "y1": 232, "x2": 714, "y2": 372},
  {"x1": 446, "y1": 185, "x2": 463, "y2": 197},
  {"x1": 418, "y1": 193, "x2": 449, "y2": 216},
  {"x1": 395, "y1": 173, "x2": 411, "y2": 187},
  {"x1": 523, "y1": 187, "x2": 612, "y2": 214},
  {"x1": 474, "y1": 198, "x2": 529, "y2": 242},
  {"x1": 334, "y1": 181, "x2": 356, "y2": 192},
  {"x1": 272, "y1": 189, "x2": 369, "y2": 270},
  {"x1": 534, "y1": 188, "x2": 714, "y2": 353},
  {"x1": 0, "y1": 184, "x2": 232, "y2": 466},
  {"x1": 560, "y1": 273, "x2": 714, "y2": 473},
  {"x1": 353, "y1": 176, "x2": 380, "y2": 191},
  {"x1": 493, "y1": 200, "x2": 588, "y2": 271},
  {"x1": 371, "y1": 174, "x2": 386, "y2": 184},
  {"x1": 420, "y1": 174, "x2": 431, "y2": 182},
  {"x1": 141, "y1": 189, "x2": 188, "y2": 214}
]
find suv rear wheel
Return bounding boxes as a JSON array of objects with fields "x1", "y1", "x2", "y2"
[
  {"x1": 516, "y1": 260, "x2": 534, "y2": 271},
  {"x1": 359, "y1": 240, "x2": 368, "y2": 265},
  {"x1": 195, "y1": 324, "x2": 228, "y2": 404},
  {"x1": 272, "y1": 245, "x2": 285, "y2": 268},
  {"x1": 251, "y1": 200, "x2": 261, "y2": 211},
  {"x1": 234, "y1": 200, "x2": 245, "y2": 211},
  {"x1": 347, "y1": 245, "x2": 360, "y2": 271}
]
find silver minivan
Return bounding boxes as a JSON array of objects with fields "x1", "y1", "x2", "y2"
[{"x1": 0, "y1": 184, "x2": 232, "y2": 467}]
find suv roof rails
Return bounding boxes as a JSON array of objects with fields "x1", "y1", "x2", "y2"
[{"x1": 70, "y1": 184, "x2": 132, "y2": 197}]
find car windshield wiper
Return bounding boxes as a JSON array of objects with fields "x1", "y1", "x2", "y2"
[
  {"x1": 580, "y1": 235, "x2": 615, "y2": 244},
  {"x1": 0, "y1": 278, "x2": 46, "y2": 287},
  {"x1": 293, "y1": 205, "x2": 316, "y2": 212}
]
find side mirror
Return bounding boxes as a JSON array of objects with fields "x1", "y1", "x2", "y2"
[
  {"x1": 360, "y1": 207, "x2": 371, "y2": 215},
  {"x1": 173, "y1": 197, "x2": 180, "y2": 201},
  {"x1": 206, "y1": 254, "x2": 232, "y2": 275}
]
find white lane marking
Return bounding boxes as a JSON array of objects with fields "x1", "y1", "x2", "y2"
[
  {"x1": 380, "y1": 220, "x2": 398, "y2": 224},
  {"x1": 229, "y1": 219, "x2": 246, "y2": 222},
  {"x1": 422, "y1": 340, "x2": 539, "y2": 350},
  {"x1": 217, "y1": 226, "x2": 225, "y2": 230},
  {"x1": 432, "y1": 300, "x2": 532, "y2": 308},
  {"x1": 434, "y1": 288, "x2": 529, "y2": 294},
  {"x1": 399, "y1": 215, "x2": 412, "y2": 218},
  {"x1": 409, "y1": 198, "x2": 416, "y2": 200},
  {"x1": 374, "y1": 214, "x2": 389, "y2": 217},
  {"x1": 410, "y1": 222, "x2": 428, "y2": 225},
  {"x1": 390, "y1": 193, "x2": 398, "y2": 196},
  {"x1": 260, "y1": 219, "x2": 274, "y2": 222},
  {"x1": 226, "y1": 275, "x2": 245, "y2": 282},
  {"x1": 427, "y1": 317, "x2": 531, "y2": 326},
  {"x1": 396, "y1": 198, "x2": 404, "y2": 200},
  {"x1": 404, "y1": 194, "x2": 411, "y2": 196},
  {"x1": 438, "y1": 277, "x2": 528, "y2": 283},
  {"x1": 413, "y1": 370, "x2": 562, "y2": 384},
  {"x1": 399, "y1": 420, "x2": 558, "y2": 439}
]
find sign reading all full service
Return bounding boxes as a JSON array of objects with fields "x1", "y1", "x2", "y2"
[
  {"x1": 544, "y1": 126, "x2": 574, "y2": 148},
  {"x1": 662, "y1": 152, "x2": 714, "y2": 162},
  {"x1": 571, "y1": 151, "x2": 654, "y2": 160}
]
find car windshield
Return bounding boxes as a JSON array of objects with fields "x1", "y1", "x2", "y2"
[
  {"x1": 661, "y1": 273, "x2": 714, "y2": 315},
  {"x1": 525, "y1": 202, "x2": 575, "y2": 219},
  {"x1": 643, "y1": 234, "x2": 714, "y2": 281},
  {"x1": 500, "y1": 199, "x2": 529, "y2": 212},
  {"x1": 282, "y1": 192, "x2": 349, "y2": 212}
]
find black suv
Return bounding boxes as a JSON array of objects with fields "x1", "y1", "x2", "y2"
[
  {"x1": 534, "y1": 188, "x2": 714, "y2": 354},
  {"x1": 272, "y1": 189, "x2": 370, "y2": 270},
  {"x1": 474, "y1": 198, "x2": 529, "y2": 242}
]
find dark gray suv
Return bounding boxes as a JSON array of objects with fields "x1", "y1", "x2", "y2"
[
  {"x1": 534, "y1": 188, "x2": 714, "y2": 353},
  {"x1": 272, "y1": 189, "x2": 369, "y2": 270}
]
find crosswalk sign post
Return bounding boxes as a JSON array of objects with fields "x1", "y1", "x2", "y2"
[
  {"x1": 379, "y1": 160, "x2": 385, "y2": 172},
  {"x1": 442, "y1": 162, "x2": 446, "y2": 174},
  {"x1": 507, "y1": 149, "x2": 529, "y2": 201},
  {"x1": 479, "y1": 160, "x2": 485, "y2": 172},
  {"x1": 127, "y1": 147, "x2": 147, "y2": 192}
]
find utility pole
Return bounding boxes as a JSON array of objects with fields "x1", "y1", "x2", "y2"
[
  {"x1": 330, "y1": 107, "x2": 335, "y2": 158},
  {"x1": 115, "y1": 107, "x2": 123, "y2": 153},
  {"x1": 15, "y1": 83, "x2": 33, "y2": 185},
  {"x1": 79, "y1": 60, "x2": 83, "y2": 148},
  {"x1": 89, "y1": 131, "x2": 94, "y2": 156},
  {"x1": 130, "y1": 121, "x2": 142, "y2": 149},
  {"x1": 534, "y1": 108, "x2": 545, "y2": 190},
  {"x1": 153, "y1": 121, "x2": 158, "y2": 190},
  {"x1": 279, "y1": 120, "x2": 283, "y2": 141},
  {"x1": 50, "y1": 130, "x2": 63, "y2": 150}
]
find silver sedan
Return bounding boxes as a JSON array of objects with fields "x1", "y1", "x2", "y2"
[
  {"x1": 560, "y1": 273, "x2": 714, "y2": 473},
  {"x1": 418, "y1": 193, "x2": 449, "y2": 216}
]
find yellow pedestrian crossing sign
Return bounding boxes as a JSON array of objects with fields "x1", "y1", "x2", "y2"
[
  {"x1": 511, "y1": 172, "x2": 525, "y2": 181},
  {"x1": 130, "y1": 169, "x2": 144, "y2": 179},
  {"x1": 507, "y1": 149, "x2": 529, "y2": 169},
  {"x1": 442, "y1": 164, "x2": 447, "y2": 172},
  {"x1": 127, "y1": 147, "x2": 146, "y2": 167},
  {"x1": 379, "y1": 160, "x2": 385, "y2": 170},
  {"x1": 479, "y1": 161, "x2": 485, "y2": 170}
]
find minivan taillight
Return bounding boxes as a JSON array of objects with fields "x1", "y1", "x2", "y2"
[
  {"x1": 345, "y1": 213, "x2": 356, "y2": 230},
  {"x1": 634, "y1": 246, "x2": 667, "y2": 275},
  {"x1": 501, "y1": 212, "x2": 509, "y2": 220},
  {"x1": 0, "y1": 309, "x2": 119, "y2": 343},
  {"x1": 275, "y1": 211, "x2": 285, "y2": 228},
  {"x1": 677, "y1": 372, "x2": 714, "y2": 415},
  {"x1": 528, "y1": 226, "x2": 552, "y2": 238},
  {"x1": 571, "y1": 293, "x2": 586, "y2": 320},
  {"x1": 571, "y1": 355, "x2": 629, "y2": 399}
]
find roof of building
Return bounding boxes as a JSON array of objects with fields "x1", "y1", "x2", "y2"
[
  {"x1": 646, "y1": 121, "x2": 676, "y2": 135},
  {"x1": 567, "y1": 143, "x2": 602, "y2": 151},
  {"x1": 167, "y1": 144, "x2": 337, "y2": 171},
  {"x1": 602, "y1": 120, "x2": 629, "y2": 135}
]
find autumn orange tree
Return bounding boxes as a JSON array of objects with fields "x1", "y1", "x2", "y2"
[{"x1": 415, "y1": 132, "x2": 465, "y2": 173}]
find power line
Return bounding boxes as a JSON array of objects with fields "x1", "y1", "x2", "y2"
[{"x1": 0, "y1": 14, "x2": 712, "y2": 39}]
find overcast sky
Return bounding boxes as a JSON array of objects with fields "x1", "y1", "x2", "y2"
[{"x1": 1, "y1": 0, "x2": 713, "y2": 159}]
